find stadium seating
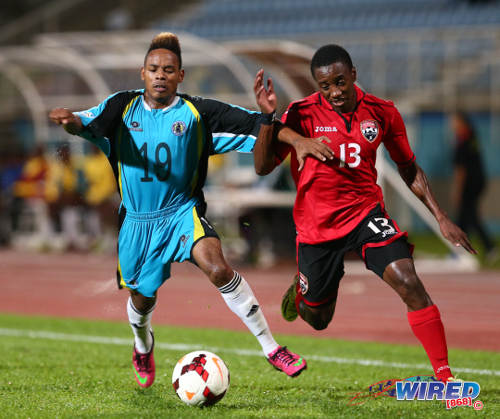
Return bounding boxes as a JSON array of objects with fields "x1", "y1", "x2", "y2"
[
  {"x1": 154, "y1": 0, "x2": 500, "y2": 96},
  {"x1": 156, "y1": 0, "x2": 500, "y2": 37}
]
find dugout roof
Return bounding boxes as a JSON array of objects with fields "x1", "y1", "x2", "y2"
[{"x1": 0, "y1": 31, "x2": 316, "y2": 145}]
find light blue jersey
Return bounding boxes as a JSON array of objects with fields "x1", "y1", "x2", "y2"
[
  {"x1": 77, "y1": 90, "x2": 259, "y2": 213},
  {"x1": 75, "y1": 90, "x2": 265, "y2": 296}
]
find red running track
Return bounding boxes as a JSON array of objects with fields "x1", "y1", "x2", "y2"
[{"x1": 0, "y1": 250, "x2": 499, "y2": 351}]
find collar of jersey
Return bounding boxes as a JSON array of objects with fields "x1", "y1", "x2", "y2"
[{"x1": 141, "y1": 95, "x2": 180, "y2": 112}]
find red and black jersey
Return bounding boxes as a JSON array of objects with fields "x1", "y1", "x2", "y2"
[{"x1": 276, "y1": 85, "x2": 415, "y2": 244}]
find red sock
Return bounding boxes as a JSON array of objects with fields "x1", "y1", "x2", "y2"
[{"x1": 407, "y1": 304, "x2": 453, "y2": 381}]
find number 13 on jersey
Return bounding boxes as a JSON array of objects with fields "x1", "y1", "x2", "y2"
[{"x1": 332, "y1": 142, "x2": 361, "y2": 168}]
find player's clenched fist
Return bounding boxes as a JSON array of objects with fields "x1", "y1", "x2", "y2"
[
  {"x1": 49, "y1": 108, "x2": 83, "y2": 134},
  {"x1": 49, "y1": 107, "x2": 75, "y2": 124}
]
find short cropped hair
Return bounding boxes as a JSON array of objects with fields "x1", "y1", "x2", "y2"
[
  {"x1": 145, "y1": 32, "x2": 182, "y2": 68},
  {"x1": 310, "y1": 44, "x2": 353, "y2": 77}
]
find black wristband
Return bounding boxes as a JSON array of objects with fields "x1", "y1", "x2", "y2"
[{"x1": 260, "y1": 110, "x2": 276, "y2": 126}]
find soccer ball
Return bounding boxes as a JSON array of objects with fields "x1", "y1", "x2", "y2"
[{"x1": 172, "y1": 350, "x2": 230, "y2": 407}]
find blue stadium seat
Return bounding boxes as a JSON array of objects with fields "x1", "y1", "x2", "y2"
[
  {"x1": 151, "y1": 0, "x2": 500, "y2": 89},
  {"x1": 162, "y1": 0, "x2": 500, "y2": 35}
]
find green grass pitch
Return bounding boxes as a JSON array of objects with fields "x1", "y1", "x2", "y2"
[{"x1": 0, "y1": 313, "x2": 498, "y2": 418}]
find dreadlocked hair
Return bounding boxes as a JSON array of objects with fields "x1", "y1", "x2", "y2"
[{"x1": 145, "y1": 32, "x2": 182, "y2": 68}]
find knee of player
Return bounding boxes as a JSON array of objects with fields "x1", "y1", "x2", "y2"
[
  {"x1": 129, "y1": 291, "x2": 157, "y2": 313},
  {"x1": 392, "y1": 273, "x2": 427, "y2": 305},
  {"x1": 310, "y1": 319, "x2": 330, "y2": 330},
  {"x1": 308, "y1": 312, "x2": 333, "y2": 330},
  {"x1": 401, "y1": 273, "x2": 422, "y2": 294},
  {"x1": 300, "y1": 302, "x2": 333, "y2": 330},
  {"x1": 385, "y1": 261, "x2": 418, "y2": 289},
  {"x1": 207, "y1": 264, "x2": 234, "y2": 287}
]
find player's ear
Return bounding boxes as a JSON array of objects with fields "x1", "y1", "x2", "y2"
[
  {"x1": 351, "y1": 66, "x2": 357, "y2": 83},
  {"x1": 178, "y1": 68, "x2": 184, "y2": 83},
  {"x1": 141, "y1": 67, "x2": 145, "y2": 81}
]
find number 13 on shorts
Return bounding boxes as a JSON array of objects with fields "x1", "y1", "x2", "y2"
[{"x1": 367, "y1": 217, "x2": 396, "y2": 238}]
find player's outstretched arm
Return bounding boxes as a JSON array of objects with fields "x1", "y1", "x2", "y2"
[
  {"x1": 49, "y1": 108, "x2": 83, "y2": 135},
  {"x1": 253, "y1": 69, "x2": 278, "y2": 175},
  {"x1": 398, "y1": 161, "x2": 477, "y2": 254}
]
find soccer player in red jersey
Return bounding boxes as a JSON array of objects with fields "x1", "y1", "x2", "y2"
[{"x1": 253, "y1": 45, "x2": 476, "y2": 382}]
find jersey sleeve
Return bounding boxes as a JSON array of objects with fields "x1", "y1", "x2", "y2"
[
  {"x1": 74, "y1": 92, "x2": 122, "y2": 157},
  {"x1": 75, "y1": 90, "x2": 142, "y2": 157},
  {"x1": 383, "y1": 106, "x2": 416, "y2": 167},
  {"x1": 186, "y1": 96, "x2": 263, "y2": 154}
]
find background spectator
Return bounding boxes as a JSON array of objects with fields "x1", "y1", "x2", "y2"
[
  {"x1": 450, "y1": 111, "x2": 498, "y2": 261},
  {"x1": 45, "y1": 143, "x2": 86, "y2": 250},
  {"x1": 81, "y1": 144, "x2": 119, "y2": 252}
]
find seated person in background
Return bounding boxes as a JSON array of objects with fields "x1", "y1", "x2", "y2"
[
  {"x1": 0, "y1": 148, "x2": 26, "y2": 243},
  {"x1": 82, "y1": 144, "x2": 119, "y2": 251},
  {"x1": 12, "y1": 145, "x2": 51, "y2": 241},
  {"x1": 13, "y1": 144, "x2": 48, "y2": 202},
  {"x1": 45, "y1": 143, "x2": 86, "y2": 250}
]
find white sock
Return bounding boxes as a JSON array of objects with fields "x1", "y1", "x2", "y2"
[
  {"x1": 219, "y1": 271, "x2": 279, "y2": 356},
  {"x1": 127, "y1": 297, "x2": 154, "y2": 353}
]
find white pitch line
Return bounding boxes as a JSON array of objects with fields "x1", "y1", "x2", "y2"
[{"x1": 1, "y1": 328, "x2": 499, "y2": 377}]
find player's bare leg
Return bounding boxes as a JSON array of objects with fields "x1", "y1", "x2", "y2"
[
  {"x1": 298, "y1": 301, "x2": 336, "y2": 331},
  {"x1": 383, "y1": 258, "x2": 453, "y2": 381},
  {"x1": 192, "y1": 237, "x2": 307, "y2": 377},
  {"x1": 382, "y1": 258, "x2": 432, "y2": 310},
  {"x1": 191, "y1": 237, "x2": 234, "y2": 287},
  {"x1": 130, "y1": 290, "x2": 157, "y2": 313},
  {"x1": 128, "y1": 290, "x2": 156, "y2": 387},
  {"x1": 281, "y1": 275, "x2": 336, "y2": 330}
]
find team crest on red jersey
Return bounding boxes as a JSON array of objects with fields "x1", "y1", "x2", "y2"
[{"x1": 360, "y1": 119, "x2": 379, "y2": 142}]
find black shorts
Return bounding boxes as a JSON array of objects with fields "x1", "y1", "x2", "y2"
[{"x1": 297, "y1": 204, "x2": 412, "y2": 306}]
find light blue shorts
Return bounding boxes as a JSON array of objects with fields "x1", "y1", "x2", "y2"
[{"x1": 116, "y1": 201, "x2": 218, "y2": 297}]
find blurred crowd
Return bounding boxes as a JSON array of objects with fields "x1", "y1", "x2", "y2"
[
  {"x1": 0, "y1": 142, "x2": 119, "y2": 252},
  {"x1": 0, "y1": 140, "x2": 296, "y2": 261},
  {"x1": 1, "y1": 110, "x2": 496, "y2": 263}
]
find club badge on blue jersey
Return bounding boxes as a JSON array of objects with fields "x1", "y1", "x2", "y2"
[
  {"x1": 172, "y1": 121, "x2": 187, "y2": 136},
  {"x1": 360, "y1": 119, "x2": 379, "y2": 142}
]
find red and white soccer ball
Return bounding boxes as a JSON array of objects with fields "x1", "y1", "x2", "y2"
[{"x1": 172, "y1": 350, "x2": 230, "y2": 407}]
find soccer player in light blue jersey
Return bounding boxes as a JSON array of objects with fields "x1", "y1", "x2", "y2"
[{"x1": 49, "y1": 32, "x2": 308, "y2": 387}]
